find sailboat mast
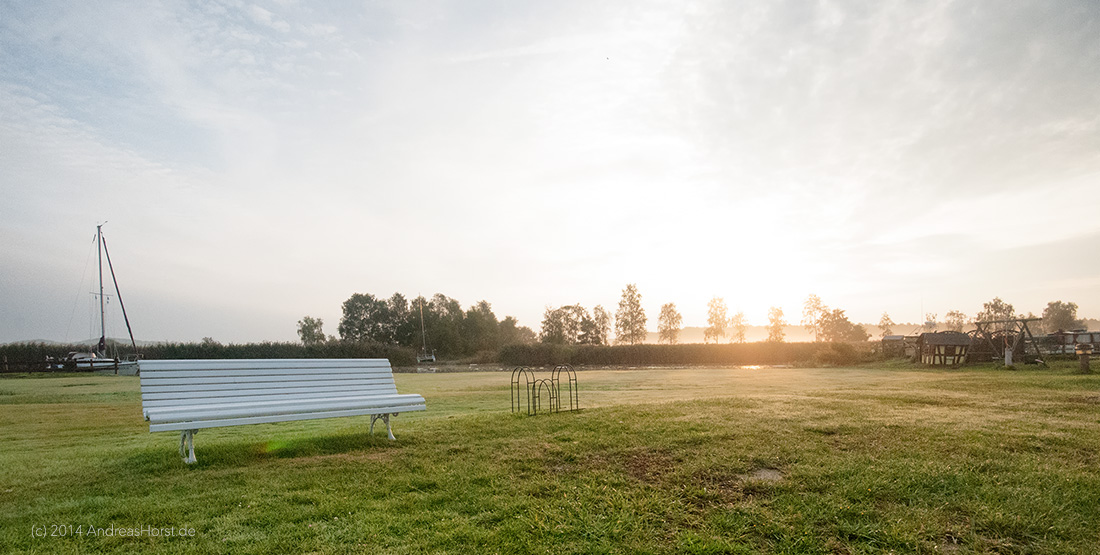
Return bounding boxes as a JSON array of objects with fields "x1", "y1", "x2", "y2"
[
  {"x1": 97, "y1": 224, "x2": 106, "y2": 354},
  {"x1": 419, "y1": 297, "x2": 428, "y2": 351}
]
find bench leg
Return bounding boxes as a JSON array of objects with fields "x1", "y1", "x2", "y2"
[
  {"x1": 179, "y1": 430, "x2": 197, "y2": 464},
  {"x1": 370, "y1": 413, "x2": 396, "y2": 440}
]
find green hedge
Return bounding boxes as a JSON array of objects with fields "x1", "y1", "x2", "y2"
[
  {"x1": 0, "y1": 342, "x2": 81, "y2": 372},
  {"x1": 498, "y1": 342, "x2": 840, "y2": 367},
  {"x1": 0, "y1": 340, "x2": 416, "y2": 371},
  {"x1": 4, "y1": 340, "x2": 874, "y2": 372},
  {"x1": 141, "y1": 341, "x2": 415, "y2": 366}
]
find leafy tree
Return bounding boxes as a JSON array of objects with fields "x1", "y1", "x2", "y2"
[
  {"x1": 578, "y1": 305, "x2": 608, "y2": 345},
  {"x1": 464, "y1": 300, "x2": 501, "y2": 353},
  {"x1": 1042, "y1": 301, "x2": 1083, "y2": 333},
  {"x1": 615, "y1": 284, "x2": 647, "y2": 345},
  {"x1": 578, "y1": 314, "x2": 599, "y2": 345},
  {"x1": 297, "y1": 316, "x2": 326, "y2": 345},
  {"x1": 878, "y1": 312, "x2": 895, "y2": 338},
  {"x1": 729, "y1": 311, "x2": 747, "y2": 343},
  {"x1": 704, "y1": 297, "x2": 728, "y2": 343},
  {"x1": 944, "y1": 310, "x2": 968, "y2": 332},
  {"x1": 975, "y1": 297, "x2": 1015, "y2": 323},
  {"x1": 975, "y1": 297, "x2": 1016, "y2": 334},
  {"x1": 540, "y1": 304, "x2": 588, "y2": 345},
  {"x1": 337, "y1": 290, "x2": 531, "y2": 358},
  {"x1": 427, "y1": 293, "x2": 465, "y2": 355},
  {"x1": 766, "y1": 307, "x2": 786, "y2": 343},
  {"x1": 658, "y1": 303, "x2": 683, "y2": 345},
  {"x1": 499, "y1": 316, "x2": 537, "y2": 345},
  {"x1": 338, "y1": 293, "x2": 391, "y2": 343},
  {"x1": 386, "y1": 293, "x2": 417, "y2": 346},
  {"x1": 565, "y1": 305, "x2": 588, "y2": 344},
  {"x1": 818, "y1": 309, "x2": 870, "y2": 342},
  {"x1": 539, "y1": 307, "x2": 565, "y2": 344},
  {"x1": 591, "y1": 305, "x2": 611, "y2": 345},
  {"x1": 802, "y1": 294, "x2": 827, "y2": 341}
]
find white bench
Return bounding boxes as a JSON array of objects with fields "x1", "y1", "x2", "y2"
[{"x1": 138, "y1": 358, "x2": 426, "y2": 464}]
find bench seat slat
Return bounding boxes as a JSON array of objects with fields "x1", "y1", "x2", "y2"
[
  {"x1": 140, "y1": 374, "x2": 396, "y2": 386},
  {"x1": 141, "y1": 377, "x2": 397, "y2": 391},
  {"x1": 146, "y1": 393, "x2": 424, "y2": 417},
  {"x1": 141, "y1": 384, "x2": 399, "y2": 404},
  {"x1": 140, "y1": 379, "x2": 396, "y2": 394},
  {"x1": 148, "y1": 404, "x2": 427, "y2": 432},
  {"x1": 140, "y1": 367, "x2": 399, "y2": 378},
  {"x1": 146, "y1": 394, "x2": 426, "y2": 423},
  {"x1": 139, "y1": 359, "x2": 393, "y2": 371},
  {"x1": 142, "y1": 389, "x2": 402, "y2": 409}
]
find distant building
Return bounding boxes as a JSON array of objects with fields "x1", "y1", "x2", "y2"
[
  {"x1": 881, "y1": 335, "x2": 906, "y2": 358},
  {"x1": 917, "y1": 331, "x2": 971, "y2": 366},
  {"x1": 1046, "y1": 330, "x2": 1100, "y2": 355}
]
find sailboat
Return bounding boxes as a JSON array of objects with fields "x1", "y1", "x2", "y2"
[{"x1": 67, "y1": 224, "x2": 141, "y2": 374}]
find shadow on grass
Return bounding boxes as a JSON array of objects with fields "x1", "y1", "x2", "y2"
[{"x1": 118, "y1": 430, "x2": 406, "y2": 472}]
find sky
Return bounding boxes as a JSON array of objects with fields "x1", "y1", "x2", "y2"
[{"x1": 2, "y1": 0, "x2": 1099, "y2": 344}]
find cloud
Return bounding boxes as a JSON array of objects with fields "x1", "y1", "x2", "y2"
[
  {"x1": 663, "y1": 0, "x2": 1100, "y2": 195},
  {"x1": 1, "y1": 0, "x2": 1098, "y2": 341},
  {"x1": 248, "y1": 4, "x2": 290, "y2": 33}
]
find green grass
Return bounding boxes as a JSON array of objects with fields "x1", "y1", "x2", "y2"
[{"x1": 2, "y1": 362, "x2": 1100, "y2": 553}]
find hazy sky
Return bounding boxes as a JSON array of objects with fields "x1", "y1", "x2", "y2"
[{"x1": 2, "y1": 0, "x2": 1099, "y2": 344}]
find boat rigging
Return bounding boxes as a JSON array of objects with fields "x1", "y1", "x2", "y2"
[
  {"x1": 417, "y1": 296, "x2": 436, "y2": 364},
  {"x1": 65, "y1": 224, "x2": 140, "y2": 373}
]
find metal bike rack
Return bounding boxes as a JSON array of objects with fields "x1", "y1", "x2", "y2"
[
  {"x1": 511, "y1": 365, "x2": 579, "y2": 415},
  {"x1": 510, "y1": 366, "x2": 536, "y2": 415},
  {"x1": 552, "y1": 364, "x2": 579, "y2": 412}
]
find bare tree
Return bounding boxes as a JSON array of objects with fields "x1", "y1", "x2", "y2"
[
  {"x1": 766, "y1": 307, "x2": 786, "y2": 343},
  {"x1": 878, "y1": 312, "x2": 895, "y2": 338},
  {"x1": 729, "y1": 311, "x2": 747, "y2": 343},
  {"x1": 802, "y1": 294, "x2": 827, "y2": 341},
  {"x1": 975, "y1": 297, "x2": 1016, "y2": 334},
  {"x1": 615, "y1": 284, "x2": 647, "y2": 345},
  {"x1": 923, "y1": 313, "x2": 938, "y2": 333},
  {"x1": 944, "y1": 310, "x2": 967, "y2": 332},
  {"x1": 657, "y1": 303, "x2": 683, "y2": 345},
  {"x1": 704, "y1": 297, "x2": 728, "y2": 343}
]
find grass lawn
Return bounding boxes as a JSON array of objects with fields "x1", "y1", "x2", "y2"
[{"x1": 2, "y1": 362, "x2": 1100, "y2": 553}]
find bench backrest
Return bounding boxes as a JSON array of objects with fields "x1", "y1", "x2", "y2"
[{"x1": 139, "y1": 359, "x2": 399, "y2": 417}]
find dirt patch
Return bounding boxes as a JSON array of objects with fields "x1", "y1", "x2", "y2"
[
  {"x1": 688, "y1": 466, "x2": 785, "y2": 505},
  {"x1": 741, "y1": 468, "x2": 783, "y2": 482},
  {"x1": 623, "y1": 448, "x2": 674, "y2": 483},
  {"x1": 695, "y1": 472, "x2": 743, "y2": 503}
]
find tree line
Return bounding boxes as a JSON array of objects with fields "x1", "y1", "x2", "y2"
[
  {"x1": 299, "y1": 293, "x2": 537, "y2": 358},
  {"x1": 300, "y1": 286, "x2": 1090, "y2": 360},
  {"x1": 876, "y1": 298, "x2": 1086, "y2": 336}
]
